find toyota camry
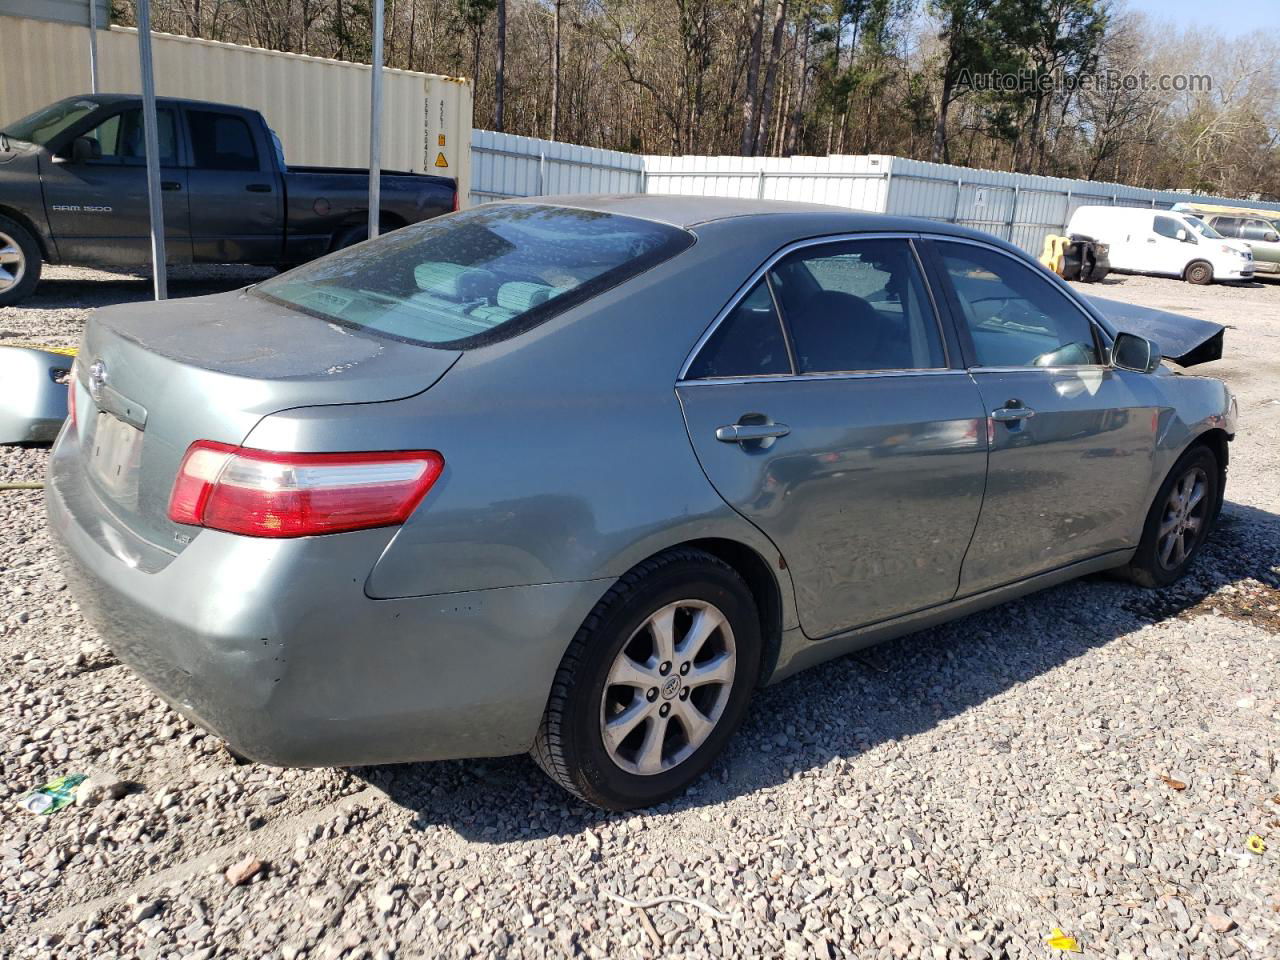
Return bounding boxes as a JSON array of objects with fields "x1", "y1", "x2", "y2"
[{"x1": 47, "y1": 196, "x2": 1236, "y2": 809}]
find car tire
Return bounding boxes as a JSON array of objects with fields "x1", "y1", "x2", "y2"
[
  {"x1": 1122, "y1": 444, "x2": 1220, "y2": 588},
  {"x1": 531, "y1": 548, "x2": 762, "y2": 810},
  {"x1": 0, "y1": 215, "x2": 43, "y2": 307},
  {"x1": 1184, "y1": 260, "x2": 1213, "y2": 285},
  {"x1": 331, "y1": 220, "x2": 397, "y2": 252}
]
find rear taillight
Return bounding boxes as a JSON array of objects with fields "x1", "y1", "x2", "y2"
[
  {"x1": 452, "y1": 190, "x2": 460, "y2": 212},
  {"x1": 66, "y1": 362, "x2": 77, "y2": 429},
  {"x1": 168, "y1": 441, "x2": 444, "y2": 538}
]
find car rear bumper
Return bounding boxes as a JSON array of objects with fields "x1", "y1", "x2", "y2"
[{"x1": 46, "y1": 432, "x2": 610, "y2": 767}]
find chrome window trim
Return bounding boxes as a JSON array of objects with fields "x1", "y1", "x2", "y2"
[
  {"x1": 677, "y1": 231, "x2": 952, "y2": 383},
  {"x1": 922, "y1": 233, "x2": 1116, "y2": 370},
  {"x1": 677, "y1": 368, "x2": 970, "y2": 388}
]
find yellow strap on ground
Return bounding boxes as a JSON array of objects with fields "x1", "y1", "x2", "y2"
[{"x1": 0, "y1": 342, "x2": 78, "y2": 357}]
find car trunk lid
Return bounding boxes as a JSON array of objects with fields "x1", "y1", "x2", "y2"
[{"x1": 73, "y1": 288, "x2": 460, "y2": 554}]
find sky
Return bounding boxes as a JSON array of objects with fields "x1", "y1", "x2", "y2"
[{"x1": 1122, "y1": 0, "x2": 1273, "y2": 38}]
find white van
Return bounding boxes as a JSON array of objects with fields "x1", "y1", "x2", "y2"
[{"x1": 1066, "y1": 205, "x2": 1253, "y2": 285}]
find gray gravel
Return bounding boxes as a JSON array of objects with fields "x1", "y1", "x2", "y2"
[{"x1": 2, "y1": 268, "x2": 1278, "y2": 959}]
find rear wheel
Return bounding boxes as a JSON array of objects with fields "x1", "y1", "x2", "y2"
[
  {"x1": 0, "y1": 216, "x2": 42, "y2": 306},
  {"x1": 1184, "y1": 260, "x2": 1213, "y2": 285},
  {"x1": 1122, "y1": 445, "x2": 1220, "y2": 587},
  {"x1": 532, "y1": 549, "x2": 761, "y2": 810},
  {"x1": 331, "y1": 219, "x2": 398, "y2": 252}
]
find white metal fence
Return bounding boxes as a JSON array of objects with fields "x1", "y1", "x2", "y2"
[
  {"x1": 470, "y1": 136, "x2": 1280, "y2": 253},
  {"x1": 469, "y1": 130, "x2": 644, "y2": 205}
]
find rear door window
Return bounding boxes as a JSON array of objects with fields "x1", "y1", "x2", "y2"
[
  {"x1": 767, "y1": 238, "x2": 946, "y2": 373},
  {"x1": 685, "y1": 279, "x2": 791, "y2": 378},
  {"x1": 187, "y1": 110, "x2": 259, "y2": 171},
  {"x1": 255, "y1": 204, "x2": 694, "y2": 348}
]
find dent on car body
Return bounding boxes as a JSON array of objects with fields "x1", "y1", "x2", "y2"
[{"x1": 1086, "y1": 295, "x2": 1224, "y2": 366}]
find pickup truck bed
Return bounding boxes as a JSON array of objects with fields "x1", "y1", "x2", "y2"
[{"x1": 0, "y1": 94, "x2": 457, "y2": 305}]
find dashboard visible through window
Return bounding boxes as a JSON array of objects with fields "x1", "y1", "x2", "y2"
[{"x1": 936, "y1": 241, "x2": 1101, "y2": 368}]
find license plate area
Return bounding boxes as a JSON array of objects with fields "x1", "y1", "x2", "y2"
[{"x1": 89, "y1": 411, "x2": 144, "y2": 504}]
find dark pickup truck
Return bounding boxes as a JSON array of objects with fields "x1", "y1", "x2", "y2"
[{"x1": 0, "y1": 94, "x2": 457, "y2": 305}]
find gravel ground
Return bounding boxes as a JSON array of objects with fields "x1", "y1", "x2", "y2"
[{"x1": 1, "y1": 267, "x2": 1278, "y2": 959}]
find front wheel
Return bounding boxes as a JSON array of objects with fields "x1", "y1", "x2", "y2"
[
  {"x1": 532, "y1": 549, "x2": 761, "y2": 810},
  {"x1": 1122, "y1": 445, "x2": 1220, "y2": 588},
  {"x1": 0, "y1": 215, "x2": 43, "y2": 306},
  {"x1": 1184, "y1": 260, "x2": 1213, "y2": 285}
]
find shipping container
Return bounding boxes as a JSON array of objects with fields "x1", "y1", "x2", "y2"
[{"x1": 0, "y1": 14, "x2": 472, "y2": 195}]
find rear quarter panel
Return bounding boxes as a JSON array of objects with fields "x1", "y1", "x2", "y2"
[{"x1": 282, "y1": 170, "x2": 454, "y2": 261}]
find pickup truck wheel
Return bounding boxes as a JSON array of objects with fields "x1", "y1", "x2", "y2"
[
  {"x1": 1184, "y1": 260, "x2": 1213, "y2": 285},
  {"x1": 0, "y1": 216, "x2": 42, "y2": 306},
  {"x1": 332, "y1": 220, "x2": 398, "y2": 252}
]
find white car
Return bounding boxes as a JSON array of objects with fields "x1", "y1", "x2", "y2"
[{"x1": 1067, "y1": 205, "x2": 1253, "y2": 285}]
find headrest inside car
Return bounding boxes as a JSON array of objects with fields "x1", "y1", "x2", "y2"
[
  {"x1": 495, "y1": 281, "x2": 556, "y2": 312},
  {"x1": 414, "y1": 262, "x2": 498, "y2": 302}
]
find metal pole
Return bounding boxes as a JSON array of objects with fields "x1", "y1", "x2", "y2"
[
  {"x1": 87, "y1": 0, "x2": 99, "y2": 94},
  {"x1": 136, "y1": 1, "x2": 167, "y2": 300},
  {"x1": 367, "y1": 0, "x2": 384, "y2": 240}
]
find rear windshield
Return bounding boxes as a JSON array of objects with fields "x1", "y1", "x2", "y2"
[{"x1": 254, "y1": 204, "x2": 694, "y2": 348}]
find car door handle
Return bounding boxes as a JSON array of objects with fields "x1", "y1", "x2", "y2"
[
  {"x1": 245, "y1": 183, "x2": 273, "y2": 193},
  {"x1": 716, "y1": 422, "x2": 791, "y2": 443},
  {"x1": 991, "y1": 406, "x2": 1036, "y2": 422},
  {"x1": 161, "y1": 181, "x2": 182, "y2": 191}
]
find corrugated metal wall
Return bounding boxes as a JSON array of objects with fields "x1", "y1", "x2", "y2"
[
  {"x1": 643, "y1": 154, "x2": 891, "y2": 211},
  {"x1": 469, "y1": 130, "x2": 644, "y2": 205},
  {"x1": 0, "y1": 15, "x2": 472, "y2": 185},
  {"x1": 883, "y1": 157, "x2": 1280, "y2": 252},
  {"x1": 469, "y1": 142, "x2": 1280, "y2": 252}
]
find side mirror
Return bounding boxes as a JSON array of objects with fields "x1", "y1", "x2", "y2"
[
  {"x1": 1112, "y1": 332, "x2": 1161, "y2": 374},
  {"x1": 1266, "y1": 231, "x2": 1279, "y2": 243},
  {"x1": 60, "y1": 136, "x2": 98, "y2": 164},
  {"x1": 1175, "y1": 228, "x2": 1187, "y2": 241}
]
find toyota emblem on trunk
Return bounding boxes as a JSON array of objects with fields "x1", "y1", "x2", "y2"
[{"x1": 88, "y1": 359, "x2": 108, "y2": 402}]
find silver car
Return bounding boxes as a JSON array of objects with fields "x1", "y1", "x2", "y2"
[{"x1": 47, "y1": 196, "x2": 1237, "y2": 810}]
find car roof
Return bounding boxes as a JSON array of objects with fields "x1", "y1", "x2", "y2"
[
  {"x1": 63, "y1": 93, "x2": 258, "y2": 112},
  {"x1": 502, "y1": 193, "x2": 1010, "y2": 243}
]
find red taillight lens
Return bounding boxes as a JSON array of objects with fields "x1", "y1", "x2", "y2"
[
  {"x1": 168, "y1": 441, "x2": 444, "y2": 538},
  {"x1": 67, "y1": 362, "x2": 77, "y2": 429},
  {"x1": 452, "y1": 190, "x2": 460, "y2": 212}
]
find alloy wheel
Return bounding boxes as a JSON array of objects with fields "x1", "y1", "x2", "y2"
[
  {"x1": 1157, "y1": 465, "x2": 1208, "y2": 571},
  {"x1": 599, "y1": 599, "x2": 736, "y2": 776},
  {"x1": 0, "y1": 231, "x2": 25, "y2": 293}
]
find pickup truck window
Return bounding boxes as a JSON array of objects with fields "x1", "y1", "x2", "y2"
[
  {"x1": 79, "y1": 108, "x2": 178, "y2": 165},
  {"x1": 187, "y1": 111, "x2": 259, "y2": 171},
  {"x1": 1, "y1": 97, "x2": 99, "y2": 146},
  {"x1": 254, "y1": 203, "x2": 694, "y2": 349}
]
